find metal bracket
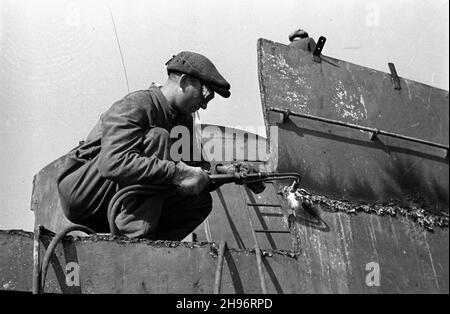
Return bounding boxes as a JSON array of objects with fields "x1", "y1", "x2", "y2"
[
  {"x1": 313, "y1": 36, "x2": 327, "y2": 63},
  {"x1": 270, "y1": 107, "x2": 291, "y2": 123},
  {"x1": 369, "y1": 129, "x2": 380, "y2": 141},
  {"x1": 282, "y1": 109, "x2": 291, "y2": 122},
  {"x1": 388, "y1": 62, "x2": 401, "y2": 90}
]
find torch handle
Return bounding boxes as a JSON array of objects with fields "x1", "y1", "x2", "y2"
[{"x1": 208, "y1": 173, "x2": 270, "y2": 185}]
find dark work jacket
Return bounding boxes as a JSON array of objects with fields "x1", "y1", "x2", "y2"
[
  {"x1": 91, "y1": 87, "x2": 176, "y2": 185},
  {"x1": 57, "y1": 86, "x2": 212, "y2": 225},
  {"x1": 80, "y1": 86, "x2": 210, "y2": 185}
]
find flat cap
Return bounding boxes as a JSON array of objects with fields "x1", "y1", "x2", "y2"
[
  {"x1": 289, "y1": 29, "x2": 309, "y2": 42},
  {"x1": 166, "y1": 51, "x2": 231, "y2": 98}
]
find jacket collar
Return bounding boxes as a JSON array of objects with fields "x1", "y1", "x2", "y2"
[{"x1": 149, "y1": 83, "x2": 178, "y2": 123}]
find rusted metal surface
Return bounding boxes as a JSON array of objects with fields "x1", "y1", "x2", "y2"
[
  {"x1": 282, "y1": 187, "x2": 448, "y2": 231},
  {"x1": 0, "y1": 230, "x2": 34, "y2": 292},
  {"x1": 23, "y1": 48, "x2": 449, "y2": 294},
  {"x1": 31, "y1": 155, "x2": 76, "y2": 233},
  {"x1": 27, "y1": 122, "x2": 448, "y2": 293},
  {"x1": 257, "y1": 38, "x2": 449, "y2": 213},
  {"x1": 1, "y1": 222, "x2": 448, "y2": 293}
]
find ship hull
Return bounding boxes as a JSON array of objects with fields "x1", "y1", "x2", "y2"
[{"x1": 1, "y1": 39, "x2": 448, "y2": 294}]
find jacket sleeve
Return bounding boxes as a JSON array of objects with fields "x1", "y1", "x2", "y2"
[
  {"x1": 97, "y1": 94, "x2": 176, "y2": 186},
  {"x1": 178, "y1": 114, "x2": 211, "y2": 171}
]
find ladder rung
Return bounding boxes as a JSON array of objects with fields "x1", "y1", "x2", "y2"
[
  {"x1": 259, "y1": 212, "x2": 283, "y2": 217},
  {"x1": 247, "y1": 203, "x2": 281, "y2": 207},
  {"x1": 254, "y1": 229, "x2": 290, "y2": 234}
]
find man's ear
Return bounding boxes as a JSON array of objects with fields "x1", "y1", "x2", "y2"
[{"x1": 179, "y1": 74, "x2": 189, "y2": 91}]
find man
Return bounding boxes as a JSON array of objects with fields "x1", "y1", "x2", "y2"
[
  {"x1": 288, "y1": 28, "x2": 316, "y2": 52},
  {"x1": 57, "y1": 51, "x2": 231, "y2": 240}
]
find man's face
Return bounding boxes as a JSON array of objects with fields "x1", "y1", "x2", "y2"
[{"x1": 178, "y1": 76, "x2": 214, "y2": 116}]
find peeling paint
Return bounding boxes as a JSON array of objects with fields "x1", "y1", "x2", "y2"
[
  {"x1": 332, "y1": 80, "x2": 368, "y2": 121},
  {"x1": 359, "y1": 94, "x2": 368, "y2": 118},
  {"x1": 262, "y1": 51, "x2": 314, "y2": 113},
  {"x1": 2, "y1": 280, "x2": 16, "y2": 290}
]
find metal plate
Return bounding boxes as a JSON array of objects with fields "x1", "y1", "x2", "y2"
[
  {"x1": 258, "y1": 38, "x2": 449, "y2": 212},
  {"x1": 1, "y1": 225, "x2": 448, "y2": 293}
]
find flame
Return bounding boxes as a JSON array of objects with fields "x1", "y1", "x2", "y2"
[{"x1": 286, "y1": 191, "x2": 300, "y2": 210}]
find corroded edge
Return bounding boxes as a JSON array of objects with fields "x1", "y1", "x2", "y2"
[{"x1": 0, "y1": 229, "x2": 300, "y2": 260}]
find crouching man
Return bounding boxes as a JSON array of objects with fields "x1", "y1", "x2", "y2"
[{"x1": 57, "y1": 51, "x2": 231, "y2": 240}]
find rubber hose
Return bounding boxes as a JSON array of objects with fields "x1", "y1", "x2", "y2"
[
  {"x1": 107, "y1": 184, "x2": 172, "y2": 235},
  {"x1": 40, "y1": 224, "x2": 95, "y2": 293}
]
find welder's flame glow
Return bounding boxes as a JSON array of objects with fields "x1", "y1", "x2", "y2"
[{"x1": 286, "y1": 191, "x2": 300, "y2": 211}]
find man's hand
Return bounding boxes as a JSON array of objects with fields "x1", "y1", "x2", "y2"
[
  {"x1": 172, "y1": 161, "x2": 210, "y2": 196},
  {"x1": 215, "y1": 162, "x2": 266, "y2": 194}
]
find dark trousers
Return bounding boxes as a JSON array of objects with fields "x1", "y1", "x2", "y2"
[{"x1": 57, "y1": 127, "x2": 212, "y2": 240}]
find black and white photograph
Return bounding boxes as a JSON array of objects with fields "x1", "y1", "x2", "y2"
[{"x1": 0, "y1": 0, "x2": 448, "y2": 298}]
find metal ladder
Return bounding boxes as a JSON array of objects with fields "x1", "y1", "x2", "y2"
[
  {"x1": 213, "y1": 182, "x2": 292, "y2": 294},
  {"x1": 214, "y1": 181, "x2": 291, "y2": 294},
  {"x1": 240, "y1": 182, "x2": 292, "y2": 294}
]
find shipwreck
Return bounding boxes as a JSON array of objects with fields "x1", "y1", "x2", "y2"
[{"x1": 1, "y1": 38, "x2": 448, "y2": 294}]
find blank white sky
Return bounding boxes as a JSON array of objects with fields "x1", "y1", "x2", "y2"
[{"x1": 0, "y1": 0, "x2": 448, "y2": 231}]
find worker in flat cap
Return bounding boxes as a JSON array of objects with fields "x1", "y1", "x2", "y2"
[
  {"x1": 288, "y1": 28, "x2": 316, "y2": 52},
  {"x1": 57, "y1": 51, "x2": 232, "y2": 240}
]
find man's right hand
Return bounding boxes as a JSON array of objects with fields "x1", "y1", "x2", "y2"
[
  {"x1": 215, "y1": 162, "x2": 266, "y2": 194},
  {"x1": 172, "y1": 161, "x2": 210, "y2": 196}
]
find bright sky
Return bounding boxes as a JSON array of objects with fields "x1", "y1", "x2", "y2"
[{"x1": 0, "y1": 0, "x2": 448, "y2": 231}]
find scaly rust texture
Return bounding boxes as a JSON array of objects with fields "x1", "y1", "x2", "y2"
[{"x1": 282, "y1": 186, "x2": 449, "y2": 231}]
